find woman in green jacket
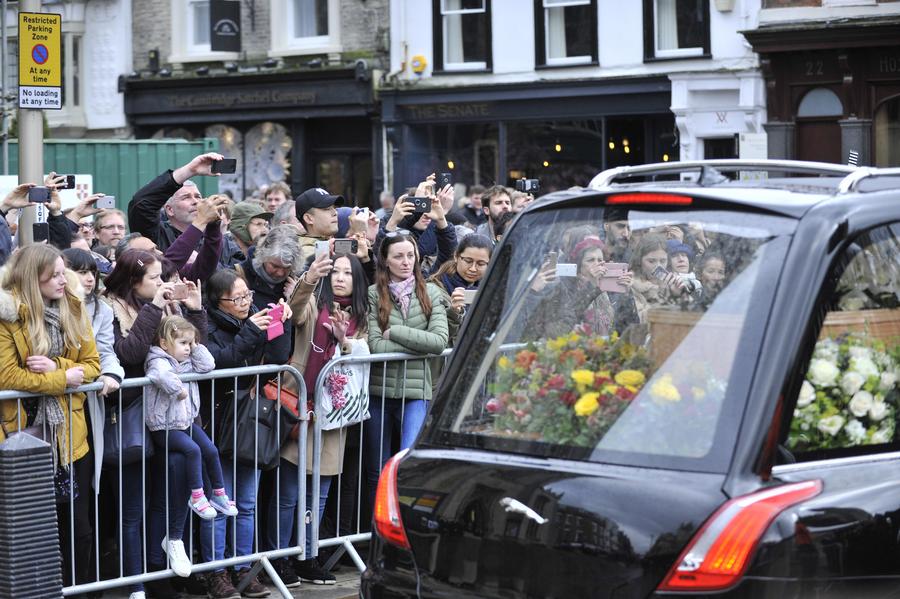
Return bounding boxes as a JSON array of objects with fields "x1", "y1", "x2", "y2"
[{"x1": 365, "y1": 230, "x2": 449, "y2": 503}]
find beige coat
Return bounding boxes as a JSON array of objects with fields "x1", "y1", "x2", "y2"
[{"x1": 281, "y1": 275, "x2": 367, "y2": 476}]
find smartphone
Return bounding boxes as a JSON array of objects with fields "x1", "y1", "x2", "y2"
[
  {"x1": 463, "y1": 289, "x2": 477, "y2": 305},
  {"x1": 546, "y1": 251, "x2": 559, "y2": 271},
  {"x1": 405, "y1": 196, "x2": 432, "y2": 214},
  {"x1": 168, "y1": 283, "x2": 188, "y2": 301},
  {"x1": 653, "y1": 266, "x2": 669, "y2": 281},
  {"x1": 28, "y1": 186, "x2": 51, "y2": 203},
  {"x1": 95, "y1": 195, "x2": 116, "y2": 210},
  {"x1": 211, "y1": 158, "x2": 237, "y2": 174},
  {"x1": 61, "y1": 175, "x2": 76, "y2": 190},
  {"x1": 333, "y1": 238, "x2": 359, "y2": 254},
  {"x1": 267, "y1": 304, "x2": 285, "y2": 341},
  {"x1": 315, "y1": 240, "x2": 330, "y2": 260},
  {"x1": 437, "y1": 172, "x2": 452, "y2": 188},
  {"x1": 598, "y1": 262, "x2": 629, "y2": 293}
]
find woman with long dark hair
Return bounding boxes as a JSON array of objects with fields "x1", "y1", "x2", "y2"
[
  {"x1": 364, "y1": 232, "x2": 448, "y2": 509},
  {"x1": 0, "y1": 245, "x2": 100, "y2": 592},
  {"x1": 268, "y1": 251, "x2": 370, "y2": 586}
]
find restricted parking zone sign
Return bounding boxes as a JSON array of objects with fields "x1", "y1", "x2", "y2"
[{"x1": 18, "y1": 12, "x2": 61, "y2": 110}]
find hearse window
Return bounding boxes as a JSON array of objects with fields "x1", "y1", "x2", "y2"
[
  {"x1": 429, "y1": 204, "x2": 795, "y2": 472},
  {"x1": 787, "y1": 224, "x2": 900, "y2": 458}
]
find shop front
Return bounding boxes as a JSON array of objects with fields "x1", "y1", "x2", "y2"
[
  {"x1": 380, "y1": 77, "x2": 674, "y2": 194},
  {"x1": 744, "y1": 18, "x2": 900, "y2": 167},
  {"x1": 124, "y1": 68, "x2": 380, "y2": 204}
]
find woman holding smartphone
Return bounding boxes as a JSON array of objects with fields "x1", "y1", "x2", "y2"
[{"x1": 428, "y1": 234, "x2": 493, "y2": 342}]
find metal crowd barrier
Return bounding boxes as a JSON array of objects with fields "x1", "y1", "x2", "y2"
[
  {"x1": 310, "y1": 348, "x2": 454, "y2": 573},
  {"x1": 0, "y1": 364, "x2": 309, "y2": 599}
]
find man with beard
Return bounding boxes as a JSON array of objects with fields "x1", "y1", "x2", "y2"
[
  {"x1": 603, "y1": 207, "x2": 632, "y2": 263},
  {"x1": 228, "y1": 202, "x2": 272, "y2": 258},
  {"x1": 474, "y1": 185, "x2": 512, "y2": 246}
]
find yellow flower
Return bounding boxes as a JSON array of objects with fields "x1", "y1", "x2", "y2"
[
  {"x1": 615, "y1": 370, "x2": 646, "y2": 387},
  {"x1": 574, "y1": 392, "x2": 600, "y2": 416},
  {"x1": 547, "y1": 337, "x2": 567, "y2": 351},
  {"x1": 602, "y1": 384, "x2": 620, "y2": 395},
  {"x1": 650, "y1": 375, "x2": 681, "y2": 403},
  {"x1": 598, "y1": 370, "x2": 611, "y2": 380},
  {"x1": 568, "y1": 332, "x2": 580, "y2": 343},
  {"x1": 571, "y1": 370, "x2": 595, "y2": 387},
  {"x1": 497, "y1": 356, "x2": 511, "y2": 369}
]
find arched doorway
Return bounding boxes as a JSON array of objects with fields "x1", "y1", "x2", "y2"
[
  {"x1": 796, "y1": 88, "x2": 843, "y2": 164},
  {"x1": 875, "y1": 95, "x2": 900, "y2": 167}
]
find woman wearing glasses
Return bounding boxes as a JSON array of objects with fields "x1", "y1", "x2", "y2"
[
  {"x1": 428, "y1": 233, "x2": 493, "y2": 343},
  {"x1": 365, "y1": 231, "x2": 449, "y2": 510},
  {"x1": 199, "y1": 268, "x2": 293, "y2": 597}
]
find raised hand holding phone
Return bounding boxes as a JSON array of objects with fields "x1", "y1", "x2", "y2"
[{"x1": 266, "y1": 303, "x2": 285, "y2": 341}]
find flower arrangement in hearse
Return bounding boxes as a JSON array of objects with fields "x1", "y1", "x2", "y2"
[{"x1": 788, "y1": 334, "x2": 899, "y2": 452}]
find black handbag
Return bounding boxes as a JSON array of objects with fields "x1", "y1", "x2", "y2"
[
  {"x1": 103, "y1": 401, "x2": 154, "y2": 466},
  {"x1": 217, "y1": 390, "x2": 299, "y2": 471}
]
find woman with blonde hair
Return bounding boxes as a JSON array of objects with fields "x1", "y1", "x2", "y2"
[{"x1": 0, "y1": 244, "x2": 100, "y2": 591}]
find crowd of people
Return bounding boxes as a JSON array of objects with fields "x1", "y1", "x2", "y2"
[{"x1": 0, "y1": 152, "x2": 513, "y2": 599}]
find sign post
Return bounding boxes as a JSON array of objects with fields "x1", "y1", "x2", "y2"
[{"x1": 17, "y1": 5, "x2": 60, "y2": 245}]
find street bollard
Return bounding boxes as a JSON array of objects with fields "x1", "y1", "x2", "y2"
[{"x1": 0, "y1": 432, "x2": 63, "y2": 599}]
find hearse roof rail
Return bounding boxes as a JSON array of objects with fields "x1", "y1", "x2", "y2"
[
  {"x1": 837, "y1": 167, "x2": 900, "y2": 194},
  {"x1": 589, "y1": 160, "x2": 856, "y2": 190}
]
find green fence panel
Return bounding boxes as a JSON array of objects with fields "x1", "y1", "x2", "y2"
[{"x1": 5, "y1": 138, "x2": 220, "y2": 212}]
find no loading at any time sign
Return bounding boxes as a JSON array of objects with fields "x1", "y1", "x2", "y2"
[{"x1": 18, "y1": 12, "x2": 62, "y2": 110}]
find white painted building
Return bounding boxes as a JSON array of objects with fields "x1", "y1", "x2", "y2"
[
  {"x1": 3, "y1": 0, "x2": 132, "y2": 138},
  {"x1": 381, "y1": 0, "x2": 765, "y2": 191}
]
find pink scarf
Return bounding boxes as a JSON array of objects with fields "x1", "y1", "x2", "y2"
[{"x1": 388, "y1": 275, "x2": 416, "y2": 318}]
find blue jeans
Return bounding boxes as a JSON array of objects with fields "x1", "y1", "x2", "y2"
[
  {"x1": 266, "y1": 458, "x2": 332, "y2": 558},
  {"x1": 363, "y1": 398, "x2": 427, "y2": 510},
  {"x1": 151, "y1": 424, "x2": 225, "y2": 491},
  {"x1": 200, "y1": 459, "x2": 260, "y2": 571},
  {"x1": 110, "y1": 461, "x2": 147, "y2": 592}
]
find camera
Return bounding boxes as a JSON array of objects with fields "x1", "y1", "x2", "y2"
[
  {"x1": 437, "y1": 172, "x2": 452, "y2": 188},
  {"x1": 406, "y1": 196, "x2": 432, "y2": 214},
  {"x1": 96, "y1": 196, "x2": 116, "y2": 210},
  {"x1": 212, "y1": 158, "x2": 237, "y2": 174},
  {"x1": 677, "y1": 272, "x2": 703, "y2": 295},
  {"x1": 61, "y1": 175, "x2": 76, "y2": 190},
  {"x1": 165, "y1": 283, "x2": 188, "y2": 301},
  {"x1": 28, "y1": 186, "x2": 51, "y2": 203},
  {"x1": 515, "y1": 178, "x2": 540, "y2": 193},
  {"x1": 333, "y1": 238, "x2": 359, "y2": 254}
]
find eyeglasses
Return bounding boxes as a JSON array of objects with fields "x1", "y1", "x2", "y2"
[
  {"x1": 99, "y1": 224, "x2": 126, "y2": 231},
  {"x1": 459, "y1": 256, "x2": 489, "y2": 269},
  {"x1": 220, "y1": 291, "x2": 255, "y2": 306},
  {"x1": 385, "y1": 229, "x2": 412, "y2": 239}
]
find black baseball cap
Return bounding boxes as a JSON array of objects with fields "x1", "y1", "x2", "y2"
[{"x1": 295, "y1": 187, "x2": 345, "y2": 223}]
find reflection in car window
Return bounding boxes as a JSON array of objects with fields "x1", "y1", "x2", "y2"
[
  {"x1": 430, "y1": 205, "x2": 795, "y2": 471},
  {"x1": 788, "y1": 224, "x2": 900, "y2": 457}
]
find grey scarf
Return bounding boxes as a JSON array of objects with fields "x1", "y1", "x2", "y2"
[{"x1": 35, "y1": 303, "x2": 67, "y2": 469}]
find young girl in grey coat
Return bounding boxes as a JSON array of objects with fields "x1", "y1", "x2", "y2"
[{"x1": 144, "y1": 315, "x2": 238, "y2": 521}]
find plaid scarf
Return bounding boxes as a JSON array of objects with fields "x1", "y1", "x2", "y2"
[
  {"x1": 35, "y1": 303, "x2": 68, "y2": 469},
  {"x1": 388, "y1": 275, "x2": 416, "y2": 319}
]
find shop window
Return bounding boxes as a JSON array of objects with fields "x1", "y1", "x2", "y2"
[
  {"x1": 534, "y1": 0, "x2": 597, "y2": 67},
  {"x1": 433, "y1": 0, "x2": 492, "y2": 72},
  {"x1": 270, "y1": 0, "x2": 341, "y2": 56},
  {"x1": 170, "y1": 0, "x2": 239, "y2": 62},
  {"x1": 786, "y1": 224, "x2": 900, "y2": 460},
  {"x1": 797, "y1": 88, "x2": 843, "y2": 118},
  {"x1": 643, "y1": 0, "x2": 710, "y2": 61},
  {"x1": 875, "y1": 96, "x2": 900, "y2": 168}
]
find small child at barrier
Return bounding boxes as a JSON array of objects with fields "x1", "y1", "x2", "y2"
[{"x1": 145, "y1": 315, "x2": 238, "y2": 520}]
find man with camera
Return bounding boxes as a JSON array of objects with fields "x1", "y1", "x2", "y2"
[
  {"x1": 474, "y1": 185, "x2": 512, "y2": 246},
  {"x1": 128, "y1": 152, "x2": 242, "y2": 267},
  {"x1": 294, "y1": 187, "x2": 345, "y2": 264}
]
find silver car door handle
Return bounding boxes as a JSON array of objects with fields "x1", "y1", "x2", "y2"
[{"x1": 499, "y1": 497, "x2": 547, "y2": 525}]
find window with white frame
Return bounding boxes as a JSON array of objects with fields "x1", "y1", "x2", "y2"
[
  {"x1": 269, "y1": 0, "x2": 340, "y2": 56},
  {"x1": 434, "y1": 0, "x2": 490, "y2": 72},
  {"x1": 644, "y1": 0, "x2": 709, "y2": 60},
  {"x1": 536, "y1": 0, "x2": 596, "y2": 66},
  {"x1": 170, "y1": 0, "x2": 238, "y2": 63}
]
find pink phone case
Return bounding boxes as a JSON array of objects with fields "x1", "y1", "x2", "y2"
[
  {"x1": 598, "y1": 263, "x2": 628, "y2": 293},
  {"x1": 267, "y1": 305, "x2": 285, "y2": 341}
]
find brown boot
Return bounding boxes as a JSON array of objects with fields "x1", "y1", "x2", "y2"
[
  {"x1": 234, "y1": 569, "x2": 271, "y2": 598},
  {"x1": 205, "y1": 570, "x2": 240, "y2": 599}
]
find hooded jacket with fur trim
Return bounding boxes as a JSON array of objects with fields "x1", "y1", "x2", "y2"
[{"x1": 0, "y1": 283, "x2": 100, "y2": 464}]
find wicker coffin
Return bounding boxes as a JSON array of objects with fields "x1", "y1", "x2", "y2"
[
  {"x1": 818, "y1": 309, "x2": 900, "y2": 343},
  {"x1": 647, "y1": 309, "x2": 744, "y2": 371}
]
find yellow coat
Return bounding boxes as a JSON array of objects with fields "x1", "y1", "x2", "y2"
[{"x1": 0, "y1": 287, "x2": 100, "y2": 464}]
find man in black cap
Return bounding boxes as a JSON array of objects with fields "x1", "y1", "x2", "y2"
[
  {"x1": 294, "y1": 187, "x2": 344, "y2": 263},
  {"x1": 603, "y1": 207, "x2": 632, "y2": 263}
]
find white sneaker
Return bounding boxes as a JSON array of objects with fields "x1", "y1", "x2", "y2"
[
  {"x1": 161, "y1": 536, "x2": 191, "y2": 577},
  {"x1": 128, "y1": 593, "x2": 146, "y2": 599},
  {"x1": 188, "y1": 494, "x2": 218, "y2": 520}
]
